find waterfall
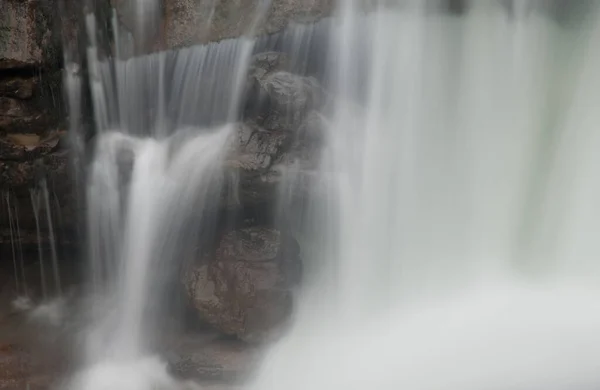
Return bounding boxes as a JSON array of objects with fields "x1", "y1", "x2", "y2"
[
  {"x1": 71, "y1": 2, "x2": 330, "y2": 387},
  {"x1": 63, "y1": 0, "x2": 600, "y2": 389},
  {"x1": 250, "y1": 2, "x2": 600, "y2": 390}
]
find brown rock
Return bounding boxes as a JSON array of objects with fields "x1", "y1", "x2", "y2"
[
  {"x1": 229, "y1": 122, "x2": 290, "y2": 171},
  {"x1": 184, "y1": 226, "x2": 301, "y2": 343},
  {"x1": 164, "y1": 0, "x2": 333, "y2": 48},
  {"x1": 0, "y1": 98, "x2": 53, "y2": 134},
  {"x1": 0, "y1": 131, "x2": 63, "y2": 161},
  {"x1": 0, "y1": 151, "x2": 69, "y2": 189},
  {"x1": 0, "y1": 77, "x2": 38, "y2": 99},
  {"x1": 0, "y1": 0, "x2": 57, "y2": 69}
]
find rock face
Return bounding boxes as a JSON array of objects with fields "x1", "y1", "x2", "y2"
[
  {"x1": 221, "y1": 51, "x2": 326, "y2": 209},
  {"x1": 1, "y1": 0, "x2": 66, "y2": 182},
  {"x1": 184, "y1": 226, "x2": 301, "y2": 342},
  {"x1": 1, "y1": 0, "x2": 76, "y2": 263},
  {"x1": 0, "y1": 0, "x2": 59, "y2": 69},
  {"x1": 185, "y1": 47, "x2": 328, "y2": 341},
  {"x1": 110, "y1": 0, "x2": 332, "y2": 54},
  {"x1": 164, "y1": 0, "x2": 333, "y2": 49}
]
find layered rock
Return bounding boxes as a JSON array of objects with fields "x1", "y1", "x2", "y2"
[
  {"x1": 1, "y1": 0, "x2": 75, "y2": 255},
  {"x1": 166, "y1": 0, "x2": 333, "y2": 49},
  {"x1": 1, "y1": 0, "x2": 66, "y2": 187}
]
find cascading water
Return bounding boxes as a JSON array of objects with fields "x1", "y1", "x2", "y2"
[
  {"x1": 250, "y1": 2, "x2": 600, "y2": 390},
  {"x1": 63, "y1": 0, "x2": 600, "y2": 389}
]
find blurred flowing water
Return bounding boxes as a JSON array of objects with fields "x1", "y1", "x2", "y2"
[
  {"x1": 62, "y1": 0, "x2": 600, "y2": 389},
  {"x1": 250, "y1": 2, "x2": 600, "y2": 390},
  {"x1": 67, "y1": 0, "x2": 331, "y2": 388}
]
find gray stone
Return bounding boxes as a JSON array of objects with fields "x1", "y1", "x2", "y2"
[
  {"x1": 0, "y1": 151, "x2": 69, "y2": 189},
  {"x1": 248, "y1": 52, "x2": 290, "y2": 80},
  {"x1": 183, "y1": 226, "x2": 301, "y2": 343},
  {"x1": 164, "y1": 0, "x2": 333, "y2": 48}
]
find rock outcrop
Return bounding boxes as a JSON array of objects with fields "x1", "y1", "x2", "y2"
[
  {"x1": 221, "y1": 51, "x2": 326, "y2": 208},
  {"x1": 109, "y1": 0, "x2": 333, "y2": 55},
  {"x1": 1, "y1": 0, "x2": 65, "y2": 184},
  {"x1": 184, "y1": 226, "x2": 301, "y2": 343},
  {"x1": 1, "y1": 0, "x2": 78, "y2": 265},
  {"x1": 182, "y1": 48, "x2": 328, "y2": 341}
]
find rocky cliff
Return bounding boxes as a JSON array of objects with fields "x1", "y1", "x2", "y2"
[{"x1": 0, "y1": 0, "x2": 76, "y2": 261}]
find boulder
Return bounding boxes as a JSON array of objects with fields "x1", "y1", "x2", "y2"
[
  {"x1": 248, "y1": 52, "x2": 290, "y2": 81},
  {"x1": 248, "y1": 70, "x2": 325, "y2": 132},
  {"x1": 260, "y1": 71, "x2": 323, "y2": 113},
  {"x1": 222, "y1": 121, "x2": 294, "y2": 208},
  {"x1": 229, "y1": 121, "x2": 290, "y2": 171},
  {"x1": 0, "y1": 97, "x2": 57, "y2": 135},
  {"x1": 183, "y1": 226, "x2": 301, "y2": 343},
  {"x1": 166, "y1": 336, "x2": 260, "y2": 382}
]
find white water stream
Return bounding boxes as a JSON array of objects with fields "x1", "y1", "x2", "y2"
[
  {"x1": 66, "y1": 0, "x2": 600, "y2": 389},
  {"x1": 252, "y1": 2, "x2": 600, "y2": 390}
]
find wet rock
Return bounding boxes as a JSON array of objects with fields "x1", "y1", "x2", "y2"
[
  {"x1": 164, "y1": 0, "x2": 333, "y2": 48},
  {"x1": 297, "y1": 110, "x2": 327, "y2": 145},
  {"x1": 0, "y1": 152, "x2": 69, "y2": 189},
  {"x1": 255, "y1": 72, "x2": 325, "y2": 131},
  {"x1": 249, "y1": 52, "x2": 290, "y2": 81},
  {"x1": 0, "y1": 131, "x2": 64, "y2": 161},
  {"x1": 261, "y1": 72, "x2": 323, "y2": 111},
  {"x1": 183, "y1": 226, "x2": 301, "y2": 343},
  {"x1": 0, "y1": 320, "x2": 69, "y2": 390},
  {"x1": 0, "y1": 255, "x2": 82, "y2": 305},
  {"x1": 112, "y1": 0, "x2": 166, "y2": 55},
  {"x1": 229, "y1": 122, "x2": 290, "y2": 171},
  {"x1": 222, "y1": 122, "x2": 292, "y2": 208},
  {"x1": 244, "y1": 53, "x2": 327, "y2": 132},
  {"x1": 167, "y1": 335, "x2": 260, "y2": 382},
  {"x1": 0, "y1": 0, "x2": 58, "y2": 69},
  {"x1": 0, "y1": 98, "x2": 53, "y2": 134},
  {"x1": 244, "y1": 52, "x2": 289, "y2": 125},
  {"x1": 0, "y1": 77, "x2": 38, "y2": 99}
]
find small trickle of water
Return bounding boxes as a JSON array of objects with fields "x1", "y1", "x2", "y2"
[
  {"x1": 4, "y1": 191, "x2": 27, "y2": 296},
  {"x1": 31, "y1": 182, "x2": 62, "y2": 299},
  {"x1": 41, "y1": 181, "x2": 62, "y2": 297},
  {"x1": 31, "y1": 188, "x2": 48, "y2": 299}
]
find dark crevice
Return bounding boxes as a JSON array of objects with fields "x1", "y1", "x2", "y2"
[{"x1": 0, "y1": 67, "x2": 46, "y2": 80}]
